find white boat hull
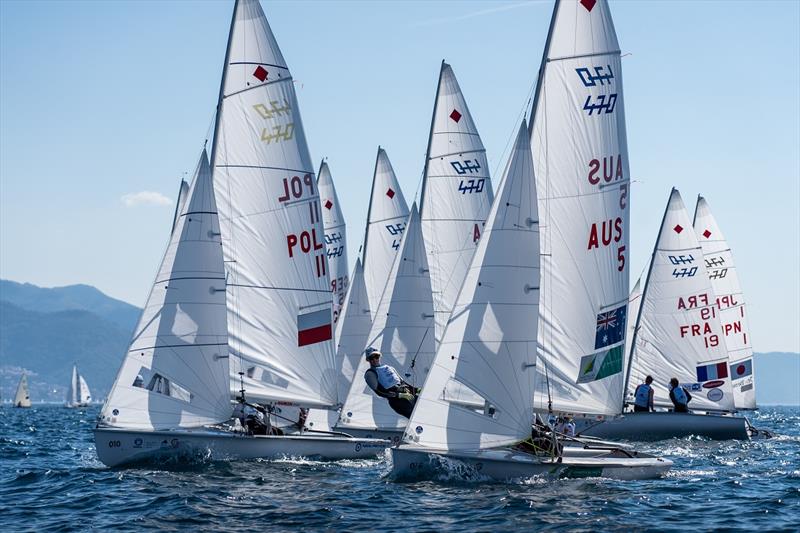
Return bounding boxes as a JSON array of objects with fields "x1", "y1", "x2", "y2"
[
  {"x1": 391, "y1": 445, "x2": 671, "y2": 481},
  {"x1": 333, "y1": 426, "x2": 404, "y2": 444},
  {"x1": 576, "y1": 412, "x2": 749, "y2": 440},
  {"x1": 94, "y1": 427, "x2": 389, "y2": 468}
]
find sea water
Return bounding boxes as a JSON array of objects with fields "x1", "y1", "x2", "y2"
[{"x1": 1, "y1": 406, "x2": 798, "y2": 531}]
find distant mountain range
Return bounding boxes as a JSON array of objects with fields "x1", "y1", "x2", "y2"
[{"x1": 0, "y1": 279, "x2": 798, "y2": 406}]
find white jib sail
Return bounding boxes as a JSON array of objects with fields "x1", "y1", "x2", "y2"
[
  {"x1": 317, "y1": 161, "x2": 349, "y2": 325},
  {"x1": 212, "y1": 0, "x2": 337, "y2": 408},
  {"x1": 15, "y1": 374, "x2": 30, "y2": 407},
  {"x1": 79, "y1": 375, "x2": 91, "y2": 404},
  {"x1": 627, "y1": 189, "x2": 736, "y2": 412},
  {"x1": 693, "y1": 196, "x2": 756, "y2": 409},
  {"x1": 622, "y1": 277, "x2": 642, "y2": 401},
  {"x1": 420, "y1": 61, "x2": 494, "y2": 351},
  {"x1": 100, "y1": 151, "x2": 232, "y2": 430},
  {"x1": 405, "y1": 121, "x2": 539, "y2": 451},
  {"x1": 531, "y1": 0, "x2": 631, "y2": 416},
  {"x1": 362, "y1": 147, "x2": 410, "y2": 320},
  {"x1": 339, "y1": 204, "x2": 435, "y2": 431}
]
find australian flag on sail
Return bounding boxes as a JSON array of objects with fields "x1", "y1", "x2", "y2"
[
  {"x1": 594, "y1": 303, "x2": 627, "y2": 350},
  {"x1": 297, "y1": 308, "x2": 332, "y2": 347}
]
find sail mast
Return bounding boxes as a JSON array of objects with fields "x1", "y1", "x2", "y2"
[
  {"x1": 419, "y1": 60, "x2": 445, "y2": 213},
  {"x1": 527, "y1": 0, "x2": 560, "y2": 137},
  {"x1": 208, "y1": 0, "x2": 239, "y2": 172},
  {"x1": 622, "y1": 188, "x2": 673, "y2": 408}
]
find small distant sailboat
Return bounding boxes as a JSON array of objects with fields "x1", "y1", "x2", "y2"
[
  {"x1": 14, "y1": 374, "x2": 31, "y2": 408},
  {"x1": 66, "y1": 364, "x2": 92, "y2": 408}
]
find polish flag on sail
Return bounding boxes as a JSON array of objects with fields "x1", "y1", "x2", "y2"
[{"x1": 297, "y1": 308, "x2": 332, "y2": 347}]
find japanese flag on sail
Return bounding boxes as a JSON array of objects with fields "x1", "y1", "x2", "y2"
[
  {"x1": 297, "y1": 308, "x2": 332, "y2": 347},
  {"x1": 594, "y1": 303, "x2": 627, "y2": 349},
  {"x1": 729, "y1": 359, "x2": 753, "y2": 380},
  {"x1": 696, "y1": 361, "x2": 729, "y2": 382}
]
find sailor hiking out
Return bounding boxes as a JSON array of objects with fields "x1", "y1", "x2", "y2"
[
  {"x1": 363, "y1": 348, "x2": 419, "y2": 418},
  {"x1": 633, "y1": 375, "x2": 655, "y2": 412}
]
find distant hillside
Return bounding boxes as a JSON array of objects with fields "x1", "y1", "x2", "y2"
[
  {"x1": 0, "y1": 279, "x2": 139, "y2": 331},
  {"x1": 753, "y1": 352, "x2": 800, "y2": 406}
]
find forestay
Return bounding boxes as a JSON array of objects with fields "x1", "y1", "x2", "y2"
[
  {"x1": 420, "y1": 62, "x2": 494, "y2": 351},
  {"x1": 405, "y1": 122, "x2": 539, "y2": 451},
  {"x1": 531, "y1": 0, "x2": 630, "y2": 415},
  {"x1": 628, "y1": 189, "x2": 735, "y2": 412},
  {"x1": 362, "y1": 147, "x2": 410, "y2": 320},
  {"x1": 339, "y1": 205, "x2": 435, "y2": 431},
  {"x1": 622, "y1": 277, "x2": 642, "y2": 402},
  {"x1": 693, "y1": 196, "x2": 756, "y2": 409},
  {"x1": 100, "y1": 151, "x2": 231, "y2": 430},
  {"x1": 212, "y1": 0, "x2": 337, "y2": 408},
  {"x1": 317, "y1": 161, "x2": 349, "y2": 324}
]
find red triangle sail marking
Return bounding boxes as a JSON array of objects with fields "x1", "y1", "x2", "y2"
[
  {"x1": 703, "y1": 229, "x2": 712, "y2": 238},
  {"x1": 386, "y1": 188, "x2": 395, "y2": 199},
  {"x1": 673, "y1": 224, "x2": 684, "y2": 234},
  {"x1": 324, "y1": 200, "x2": 333, "y2": 210},
  {"x1": 449, "y1": 109, "x2": 462, "y2": 123},
  {"x1": 581, "y1": 0, "x2": 597, "y2": 12}
]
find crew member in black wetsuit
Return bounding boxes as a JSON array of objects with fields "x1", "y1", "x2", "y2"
[{"x1": 363, "y1": 348, "x2": 419, "y2": 419}]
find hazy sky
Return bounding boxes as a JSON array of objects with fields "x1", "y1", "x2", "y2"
[{"x1": 1, "y1": 0, "x2": 798, "y2": 352}]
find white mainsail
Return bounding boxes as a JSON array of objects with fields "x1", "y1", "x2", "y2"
[
  {"x1": 405, "y1": 122, "x2": 539, "y2": 450},
  {"x1": 317, "y1": 161, "x2": 349, "y2": 324},
  {"x1": 531, "y1": 0, "x2": 630, "y2": 416},
  {"x1": 693, "y1": 196, "x2": 756, "y2": 409},
  {"x1": 100, "y1": 151, "x2": 232, "y2": 430},
  {"x1": 67, "y1": 365, "x2": 79, "y2": 406},
  {"x1": 79, "y1": 375, "x2": 91, "y2": 405},
  {"x1": 339, "y1": 204, "x2": 435, "y2": 431},
  {"x1": 211, "y1": 0, "x2": 337, "y2": 408},
  {"x1": 14, "y1": 374, "x2": 31, "y2": 407},
  {"x1": 362, "y1": 147, "x2": 410, "y2": 320},
  {"x1": 420, "y1": 61, "x2": 494, "y2": 350},
  {"x1": 627, "y1": 189, "x2": 736, "y2": 412}
]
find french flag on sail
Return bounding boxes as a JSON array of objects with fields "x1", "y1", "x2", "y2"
[
  {"x1": 730, "y1": 359, "x2": 753, "y2": 380},
  {"x1": 297, "y1": 308, "x2": 332, "y2": 347},
  {"x1": 696, "y1": 361, "x2": 729, "y2": 382}
]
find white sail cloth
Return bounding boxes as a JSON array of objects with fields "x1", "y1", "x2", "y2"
[
  {"x1": 622, "y1": 277, "x2": 642, "y2": 403},
  {"x1": 171, "y1": 179, "x2": 190, "y2": 235},
  {"x1": 339, "y1": 205, "x2": 435, "y2": 431},
  {"x1": 420, "y1": 62, "x2": 494, "y2": 351},
  {"x1": 362, "y1": 147, "x2": 410, "y2": 320},
  {"x1": 317, "y1": 161, "x2": 349, "y2": 324},
  {"x1": 67, "y1": 365, "x2": 91, "y2": 406},
  {"x1": 531, "y1": 0, "x2": 630, "y2": 416},
  {"x1": 212, "y1": 0, "x2": 337, "y2": 408},
  {"x1": 100, "y1": 152, "x2": 232, "y2": 430},
  {"x1": 628, "y1": 189, "x2": 736, "y2": 412},
  {"x1": 693, "y1": 196, "x2": 756, "y2": 409},
  {"x1": 406, "y1": 122, "x2": 539, "y2": 451},
  {"x1": 14, "y1": 374, "x2": 31, "y2": 407}
]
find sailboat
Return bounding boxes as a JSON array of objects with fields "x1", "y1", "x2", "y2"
[
  {"x1": 581, "y1": 190, "x2": 750, "y2": 440},
  {"x1": 94, "y1": 0, "x2": 388, "y2": 466},
  {"x1": 317, "y1": 161, "x2": 348, "y2": 324},
  {"x1": 305, "y1": 148, "x2": 410, "y2": 435},
  {"x1": 14, "y1": 373, "x2": 31, "y2": 408},
  {"x1": 392, "y1": 122, "x2": 670, "y2": 481},
  {"x1": 66, "y1": 364, "x2": 92, "y2": 408},
  {"x1": 338, "y1": 204, "x2": 436, "y2": 440}
]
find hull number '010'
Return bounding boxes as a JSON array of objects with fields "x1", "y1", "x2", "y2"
[{"x1": 108, "y1": 440, "x2": 122, "y2": 448}]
